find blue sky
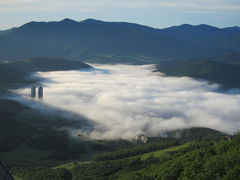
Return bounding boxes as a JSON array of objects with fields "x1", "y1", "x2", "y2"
[{"x1": 0, "y1": 0, "x2": 240, "y2": 30}]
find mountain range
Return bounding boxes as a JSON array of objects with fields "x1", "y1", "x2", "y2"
[{"x1": 0, "y1": 18, "x2": 240, "y2": 63}]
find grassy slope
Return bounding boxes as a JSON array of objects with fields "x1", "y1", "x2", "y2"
[
  {"x1": 53, "y1": 161, "x2": 92, "y2": 171},
  {"x1": 12, "y1": 134, "x2": 240, "y2": 180},
  {"x1": 53, "y1": 142, "x2": 190, "y2": 170},
  {"x1": 138, "y1": 142, "x2": 191, "y2": 160},
  {"x1": 12, "y1": 142, "x2": 189, "y2": 179},
  {"x1": 9, "y1": 126, "x2": 226, "y2": 179},
  {"x1": 13, "y1": 176, "x2": 23, "y2": 180},
  {"x1": 105, "y1": 143, "x2": 192, "y2": 179},
  {"x1": 115, "y1": 137, "x2": 240, "y2": 180}
]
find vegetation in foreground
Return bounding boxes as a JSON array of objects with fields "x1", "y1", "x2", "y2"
[{"x1": 9, "y1": 134, "x2": 240, "y2": 180}]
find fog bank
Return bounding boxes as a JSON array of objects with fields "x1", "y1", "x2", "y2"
[{"x1": 15, "y1": 64, "x2": 240, "y2": 139}]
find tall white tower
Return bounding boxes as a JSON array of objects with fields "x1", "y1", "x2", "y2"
[
  {"x1": 31, "y1": 86, "x2": 36, "y2": 98},
  {"x1": 38, "y1": 86, "x2": 43, "y2": 99}
]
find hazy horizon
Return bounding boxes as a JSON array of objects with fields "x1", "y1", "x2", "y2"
[
  {"x1": 0, "y1": 0, "x2": 240, "y2": 30},
  {"x1": 1, "y1": 18, "x2": 240, "y2": 31}
]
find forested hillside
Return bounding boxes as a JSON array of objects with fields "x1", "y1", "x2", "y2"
[
  {"x1": 157, "y1": 60, "x2": 240, "y2": 89},
  {"x1": 10, "y1": 133, "x2": 240, "y2": 180},
  {"x1": 0, "y1": 19, "x2": 240, "y2": 63},
  {"x1": 0, "y1": 58, "x2": 92, "y2": 92}
]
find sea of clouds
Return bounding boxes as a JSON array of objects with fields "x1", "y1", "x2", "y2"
[{"x1": 14, "y1": 64, "x2": 240, "y2": 139}]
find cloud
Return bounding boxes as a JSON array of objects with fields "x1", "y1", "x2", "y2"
[
  {"x1": 0, "y1": 0, "x2": 98, "y2": 12},
  {"x1": 111, "y1": 0, "x2": 240, "y2": 10},
  {"x1": 1, "y1": 0, "x2": 240, "y2": 12},
  {"x1": 0, "y1": 0, "x2": 35, "y2": 3},
  {"x1": 15, "y1": 64, "x2": 240, "y2": 140}
]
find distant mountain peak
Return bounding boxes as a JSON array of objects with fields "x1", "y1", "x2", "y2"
[
  {"x1": 197, "y1": 24, "x2": 213, "y2": 27},
  {"x1": 164, "y1": 23, "x2": 222, "y2": 32},
  {"x1": 180, "y1": 24, "x2": 193, "y2": 27},
  {"x1": 196, "y1": 24, "x2": 220, "y2": 30},
  {"x1": 223, "y1": 26, "x2": 240, "y2": 32},
  {"x1": 80, "y1": 18, "x2": 104, "y2": 24},
  {"x1": 60, "y1": 18, "x2": 77, "y2": 23}
]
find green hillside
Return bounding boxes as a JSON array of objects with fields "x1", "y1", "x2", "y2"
[
  {"x1": 137, "y1": 142, "x2": 191, "y2": 160},
  {"x1": 10, "y1": 134, "x2": 240, "y2": 180},
  {"x1": 0, "y1": 57, "x2": 92, "y2": 93},
  {"x1": 157, "y1": 60, "x2": 240, "y2": 89}
]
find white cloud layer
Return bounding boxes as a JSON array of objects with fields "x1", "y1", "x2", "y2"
[{"x1": 15, "y1": 64, "x2": 240, "y2": 139}]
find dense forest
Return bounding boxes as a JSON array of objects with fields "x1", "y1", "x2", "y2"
[
  {"x1": 10, "y1": 133, "x2": 240, "y2": 180},
  {"x1": 156, "y1": 56, "x2": 240, "y2": 89}
]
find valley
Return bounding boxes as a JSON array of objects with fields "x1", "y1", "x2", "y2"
[{"x1": 0, "y1": 18, "x2": 240, "y2": 180}]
